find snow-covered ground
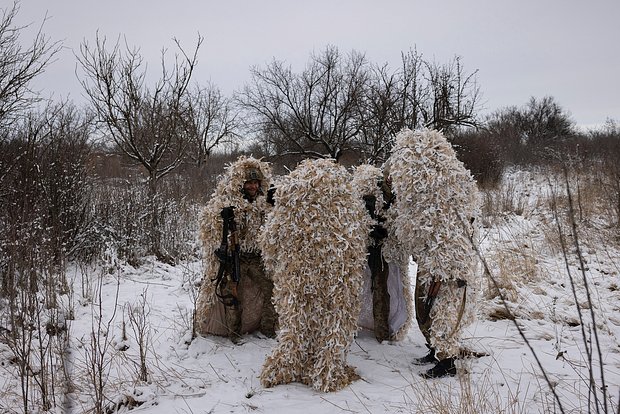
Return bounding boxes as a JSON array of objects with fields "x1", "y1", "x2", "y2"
[{"x1": 1, "y1": 168, "x2": 619, "y2": 413}]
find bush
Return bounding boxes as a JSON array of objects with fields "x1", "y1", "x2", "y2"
[{"x1": 449, "y1": 129, "x2": 506, "y2": 189}]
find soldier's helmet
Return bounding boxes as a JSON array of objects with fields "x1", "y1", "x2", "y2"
[{"x1": 244, "y1": 167, "x2": 264, "y2": 182}]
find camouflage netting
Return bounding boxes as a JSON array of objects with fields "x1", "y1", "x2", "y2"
[
  {"x1": 351, "y1": 164, "x2": 412, "y2": 341},
  {"x1": 387, "y1": 128, "x2": 482, "y2": 358},
  {"x1": 195, "y1": 156, "x2": 273, "y2": 336},
  {"x1": 259, "y1": 159, "x2": 368, "y2": 392}
]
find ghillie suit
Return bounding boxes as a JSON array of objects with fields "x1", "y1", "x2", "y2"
[
  {"x1": 259, "y1": 159, "x2": 368, "y2": 392},
  {"x1": 352, "y1": 164, "x2": 412, "y2": 342},
  {"x1": 195, "y1": 156, "x2": 276, "y2": 341},
  {"x1": 387, "y1": 128, "x2": 481, "y2": 363}
]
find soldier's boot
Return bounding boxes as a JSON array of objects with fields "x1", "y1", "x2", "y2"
[
  {"x1": 420, "y1": 357, "x2": 456, "y2": 379},
  {"x1": 412, "y1": 345, "x2": 437, "y2": 365}
]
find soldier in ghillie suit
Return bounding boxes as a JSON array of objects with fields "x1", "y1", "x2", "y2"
[
  {"x1": 387, "y1": 128, "x2": 482, "y2": 378},
  {"x1": 259, "y1": 159, "x2": 368, "y2": 392},
  {"x1": 195, "y1": 156, "x2": 276, "y2": 344},
  {"x1": 352, "y1": 164, "x2": 412, "y2": 343}
]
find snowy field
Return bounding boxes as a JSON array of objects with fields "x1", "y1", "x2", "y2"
[{"x1": 1, "y1": 168, "x2": 619, "y2": 414}]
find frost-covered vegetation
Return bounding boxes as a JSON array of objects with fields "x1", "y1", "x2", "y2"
[{"x1": 2, "y1": 157, "x2": 619, "y2": 414}]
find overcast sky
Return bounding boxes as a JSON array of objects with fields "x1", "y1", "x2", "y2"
[{"x1": 13, "y1": 0, "x2": 620, "y2": 128}]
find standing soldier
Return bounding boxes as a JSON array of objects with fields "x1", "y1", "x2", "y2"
[
  {"x1": 352, "y1": 164, "x2": 412, "y2": 342},
  {"x1": 387, "y1": 128, "x2": 482, "y2": 378},
  {"x1": 195, "y1": 156, "x2": 277, "y2": 344},
  {"x1": 259, "y1": 159, "x2": 368, "y2": 392}
]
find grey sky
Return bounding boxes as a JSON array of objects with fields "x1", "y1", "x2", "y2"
[{"x1": 14, "y1": 0, "x2": 620, "y2": 127}]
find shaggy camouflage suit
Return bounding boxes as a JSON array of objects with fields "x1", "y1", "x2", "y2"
[
  {"x1": 387, "y1": 128, "x2": 481, "y2": 365},
  {"x1": 259, "y1": 159, "x2": 368, "y2": 392},
  {"x1": 195, "y1": 156, "x2": 276, "y2": 342},
  {"x1": 352, "y1": 164, "x2": 412, "y2": 343}
]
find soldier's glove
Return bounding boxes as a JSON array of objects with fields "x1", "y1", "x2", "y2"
[
  {"x1": 221, "y1": 206, "x2": 235, "y2": 221},
  {"x1": 370, "y1": 224, "x2": 388, "y2": 240},
  {"x1": 266, "y1": 186, "x2": 276, "y2": 206},
  {"x1": 214, "y1": 245, "x2": 228, "y2": 263}
]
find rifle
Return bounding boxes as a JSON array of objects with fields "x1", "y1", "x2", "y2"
[
  {"x1": 364, "y1": 193, "x2": 392, "y2": 341},
  {"x1": 419, "y1": 278, "x2": 467, "y2": 325},
  {"x1": 419, "y1": 278, "x2": 442, "y2": 324},
  {"x1": 213, "y1": 206, "x2": 241, "y2": 306}
]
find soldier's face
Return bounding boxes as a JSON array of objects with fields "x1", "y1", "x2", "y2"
[{"x1": 243, "y1": 179, "x2": 260, "y2": 199}]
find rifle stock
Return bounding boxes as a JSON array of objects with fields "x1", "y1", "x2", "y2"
[{"x1": 420, "y1": 279, "x2": 442, "y2": 324}]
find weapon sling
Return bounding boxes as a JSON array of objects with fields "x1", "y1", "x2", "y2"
[{"x1": 419, "y1": 278, "x2": 467, "y2": 330}]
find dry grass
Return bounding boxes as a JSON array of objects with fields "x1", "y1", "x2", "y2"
[
  {"x1": 476, "y1": 162, "x2": 620, "y2": 414},
  {"x1": 481, "y1": 182, "x2": 529, "y2": 225},
  {"x1": 488, "y1": 245, "x2": 539, "y2": 301},
  {"x1": 481, "y1": 163, "x2": 620, "y2": 306},
  {"x1": 406, "y1": 365, "x2": 526, "y2": 414}
]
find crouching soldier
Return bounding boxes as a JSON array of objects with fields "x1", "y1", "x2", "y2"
[
  {"x1": 387, "y1": 128, "x2": 482, "y2": 378},
  {"x1": 195, "y1": 156, "x2": 277, "y2": 344}
]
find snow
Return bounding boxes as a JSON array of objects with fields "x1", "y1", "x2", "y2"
[{"x1": 1, "y1": 168, "x2": 620, "y2": 413}]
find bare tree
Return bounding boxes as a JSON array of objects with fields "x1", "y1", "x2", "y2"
[
  {"x1": 357, "y1": 49, "x2": 432, "y2": 164},
  {"x1": 520, "y1": 96, "x2": 574, "y2": 145},
  {"x1": 423, "y1": 55, "x2": 481, "y2": 131},
  {"x1": 483, "y1": 96, "x2": 575, "y2": 164},
  {"x1": 239, "y1": 46, "x2": 481, "y2": 165},
  {"x1": 357, "y1": 49, "x2": 481, "y2": 164},
  {"x1": 356, "y1": 62, "x2": 399, "y2": 164},
  {"x1": 393, "y1": 49, "x2": 430, "y2": 132},
  {"x1": 77, "y1": 34, "x2": 203, "y2": 262},
  {"x1": 0, "y1": 0, "x2": 61, "y2": 199},
  {"x1": 185, "y1": 82, "x2": 240, "y2": 168},
  {"x1": 238, "y1": 45, "x2": 369, "y2": 162},
  {"x1": 0, "y1": 1, "x2": 60, "y2": 128}
]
